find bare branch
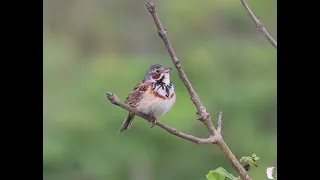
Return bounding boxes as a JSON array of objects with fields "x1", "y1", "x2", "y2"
[
  {"x1": 240, "y1": 0, "x2": 277, "y2": 49},
  {"x1": 217, "y1": 112, "x2": 222, "y2": 134},
  {"x1": 106, "y1": 92, "x2": 218, "y2": 144},
  {"x1": 145, "y1": 1, "x2": 251, "y2": 180},
  {"x1": 145, "y1": 2, "x2": 217, "y2": 137}
]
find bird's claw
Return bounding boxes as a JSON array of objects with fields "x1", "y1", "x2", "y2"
[{"x1": 150, "y1": 117, "x2": 157, "y2": 128}]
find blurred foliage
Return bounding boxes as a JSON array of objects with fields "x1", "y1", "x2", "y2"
[{"x1": 43, "y1": 0, "x2": 276, "y2": 179}]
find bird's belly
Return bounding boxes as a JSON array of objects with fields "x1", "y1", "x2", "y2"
[{"x1": 136, "y1": 94, "x2": 176, "y2": 117}]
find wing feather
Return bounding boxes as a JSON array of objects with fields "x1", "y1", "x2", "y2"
[{"x1": 125, "y1": 80, "x2": 151, "y2": 107}]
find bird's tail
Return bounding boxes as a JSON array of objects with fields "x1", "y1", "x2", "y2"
[{"x1": 118, "y1": 112, "x2": 135, "y2": 133}]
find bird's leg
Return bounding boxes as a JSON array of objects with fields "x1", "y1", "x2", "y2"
[
  {"x1": 150, "y1": 116, "x2": 157, "y2": 128},
  {"x1": 141, "y1": 113, "x2": 157, "y2": 128}
]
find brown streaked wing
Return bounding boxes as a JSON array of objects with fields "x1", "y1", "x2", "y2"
[{"x1": 124, "y1": 80, "x2": 151, "y2": 108}]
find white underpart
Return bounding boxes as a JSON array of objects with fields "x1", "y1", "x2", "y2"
[
  {"x1": 137, "y1": 92, "x2": 176, "y2": 117},
  {"x1": 137, "y1": 73, "x2": 176, "y2": 117}
]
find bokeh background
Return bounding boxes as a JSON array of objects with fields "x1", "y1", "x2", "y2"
[{"x1": 43, "y1": 0, "x2": 277, "y2": 179}]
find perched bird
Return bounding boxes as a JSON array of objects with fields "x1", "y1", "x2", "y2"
[{"x1": 119, "y1": 64, "x2": 176, "y2": 133}]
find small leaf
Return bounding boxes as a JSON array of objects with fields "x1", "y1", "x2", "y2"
[
  {"x1": 214, "y1": 167, "x2": 237, "y2": 180},
  {"x1": 206, "y1": 170, "x2": 226, "y2": 180},
  {"x1": 206, "y1": 167, "x2": 237, "y2": 180},
  {"x1": 239, "y1": 154, "x2": 260, "y2": 171},
  {"x1": 251, "y1": 154, "x2": 260, "y2": 161}
]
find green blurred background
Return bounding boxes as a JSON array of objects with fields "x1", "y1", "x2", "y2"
[{"x1": 43, "y1": 0, "x2": 277, "y2": 179}]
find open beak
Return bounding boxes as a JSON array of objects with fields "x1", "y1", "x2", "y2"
[{"x1": 164, "y1": 67, "x2": 172, "y2": 73}]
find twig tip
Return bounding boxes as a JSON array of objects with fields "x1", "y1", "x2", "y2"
[
  {"x1": 106, "y1": 92, "x2": 118, "y2": 103},
  {"x1": 106, "y1": 92, "x2": 113, "y2": 98},
  {"x1": 145, "y1": 1, "x2": 156, "y2": 13}
]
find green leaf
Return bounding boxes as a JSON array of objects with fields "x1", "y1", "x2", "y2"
[
  {"x1": 251, "y1": 154, "x2": 260, "y2": 161},
  {"x1": 206, "y1": 167, "x2": 238, "y2": 180},
  {"x1": 239, "y1": 154, "x2": 260, "y2": 171},
  {"x1": 206, "y1": 170, "x2": 226, "y2": 180},
  {"x1": 214, "y1": 167, "x2": 238, "y2": 180}
]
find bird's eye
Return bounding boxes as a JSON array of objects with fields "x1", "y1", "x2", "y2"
[{"x1": 155, "y1": 70, "x2": 160, "y2": 74}]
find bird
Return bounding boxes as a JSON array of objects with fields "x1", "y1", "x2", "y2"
[{"x1": 118, "y1": 64, "x2": 176, "y2": 133}]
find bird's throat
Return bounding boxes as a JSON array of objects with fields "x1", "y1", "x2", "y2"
[{"x1": 152, "y1": 80, "x2": 174, "y2": 98}]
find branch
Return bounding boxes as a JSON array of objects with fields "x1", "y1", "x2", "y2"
[
  {"x1": 240, "y1": 0, "x2": 277, "y2": 49},
  {"x1": 217, "y1": 112, "x2": 222, "y2": 134},
  {"x1": 145, "y1": 1, "x2": 251, "y2": 180},
  {"x1": 145, "y1": 2, "x2": 216, "y2": 137},
  {"x1": 107, "y1": 92, "x2": 218, "y2": 144}
]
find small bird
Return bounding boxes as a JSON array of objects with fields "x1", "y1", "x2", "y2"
[{"x1": 119, "y1": 64, "x2": 176, "y2": 133}]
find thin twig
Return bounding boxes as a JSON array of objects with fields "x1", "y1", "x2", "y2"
[
  {"x1": 107, "y1": 92, "x2": 218, "y2": 144},
  {"x1": 217, "y1": 112, "x2": 222, "y2": 134},
  {"x1": 145, "y1": 1, "x2": 251, "y2": 180},
  {"x1": 240, "y1": 0, "x2": 277, "y2": 49}
]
